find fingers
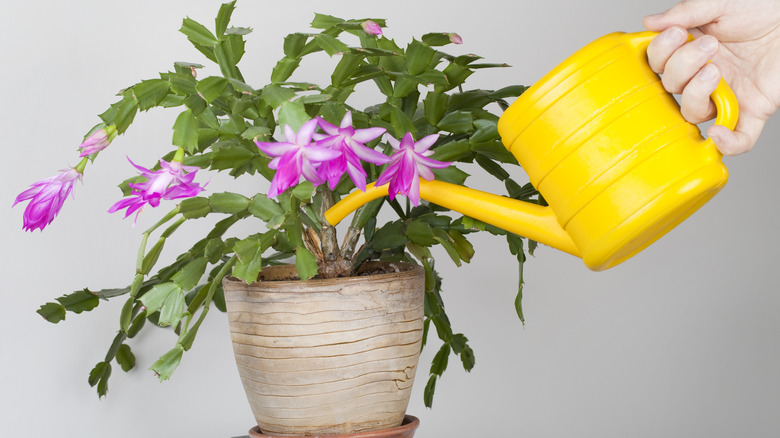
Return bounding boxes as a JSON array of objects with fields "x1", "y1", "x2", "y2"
[
  {"x1": 643, "y1": 0, "x2": 724, "y2": 31},
  {"x1": 660, "y1": 35, "x2": 719, "y2": 93},
  {"x1": 643, "y1": 0, "x2": 767, "y2": 156},
  {"x1": 680, "y1": 63, "x2": 719, "y2": 124},
  {"x1": 647, "y1": 26, "x2": 689, "y2": 74},
  {"x1": 708, "y1": 116, "x2": 765, "y2": 156},
  {"x1": 646, "y1": 28, "x2": 721, "y2": 125}
]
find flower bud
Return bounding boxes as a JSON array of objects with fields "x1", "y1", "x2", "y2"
[
  {"x1": 361, "y1": 20, "x2": 382, "y2": 36},
  {"x1": 79, "y1": 125, "x2": 117, "y2": 157}
]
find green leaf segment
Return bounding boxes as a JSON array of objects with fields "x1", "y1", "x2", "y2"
[{"x1": 37, "y1": 1, "x2": 538, "y2": 406}]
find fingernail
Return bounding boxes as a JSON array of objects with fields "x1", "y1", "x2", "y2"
[
  {"x1": 700, "y1": 63, "x2": 719, "y2": 82},
  {"x1": 667, "y1": 26, "x2": 687, "y2": 43},
  {"x1": 709, "y1": 132, "x2": 724, "y2": 145},
  {"x1": 698, "y1": 36, "x2": 718, "y2": 54}
]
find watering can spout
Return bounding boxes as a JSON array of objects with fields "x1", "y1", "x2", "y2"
[{"x1": 325, "y1": 180, "x2": 580, "y2": 257}]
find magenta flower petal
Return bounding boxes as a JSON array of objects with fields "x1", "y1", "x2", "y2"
[
  {"x1": 318, "y1": 150, "x2": 350, "y2": 190},
  {"x1": 108, "y1": 196, "x2": 145, "y2": 217},
  {"x1": 268, "y1": 157, "x2": 282, "y2": 169},
  {"x1": 14, "y1": 168, "x2": 82, "y2": 232},
  {"x1": 376, "y1": 132, "x2": 452, "y2": 206},
  {"x1": 351, "y1": 127, "x2": 387, "y2": 144},
  {"x1": 256, "y1": 141, "x2": 293, "y2": 157},
  {"x1": 346, "y1": 160, "x2": 368, "y2": 191},
  {"x1": 417, "y1": 165, "x2": 435, "y2": 181},
  {"x1": 315, "y1": 117, "x2": 340, "y2": 136},
  {"x1": 305, "y1": 144, "x2": 342, "y2": 162},
  {"x1": 275, "y1": 152, "x2": 299, "y2": 175},
  {"x1": 386, "y1": 134, "x2": 401, "y2": 151},
  {"x1": 413, "y1": 134, "x2": 438, "y2": 153},
  {"x1": 350, "y1": 140, "x2": 391, "y2": 164},
  {"x1": 339, "y1": 111, "x2": 353, "y2": 128},
  {"x1": 415, "y1": 154, "x2": 452, "y2": 169},
  {"x1": 312, "y1": 112, "x2": 387, "y2": 190},
  {"x1": 108, "y1": 195, "x2": 150, "y2": 226},
  {"x1": 268, "y1": 178, "x2": 282, "y2": 199},
  {"x1": 407, "y1": 174, "x2": 421, "y2": 205},
  {"x1": 296, "y1": 119, "x2": 318, "y2": 144},
  {"x1": 301, "y1": 160, "x2": 325, "y2": 185},
  {"x1": 256, "y1": 121, "x2": 341, "y2": 196},
  {"x1": 109, "y1": 156, "x2": 205, "y2": 221},
  {"x1": 164, "y1": 182, "x2": 205, "y2": 200},
  {"x1": 270, "y1": 154, "x2": 304, "y2": 196},
  {"x1": 449, "y1": 33, "x2": 463, "y2": 44},
  {"x1": 397, "y1": 151, "x2": 417, "y2": 189},
  {"x1": 284, "y1": 125, "x2": 297, "y2": 142},
  {"x1": 375, "y1": 159, "x2": 401, "y2": 187}
]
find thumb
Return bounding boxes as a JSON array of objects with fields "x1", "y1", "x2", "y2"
[
  {"x1": 644, "y1": 0, "x2": 724, "y2": 31},
  {"x1": 707, "y1": 115, "x2": 766, "y2": 156}
]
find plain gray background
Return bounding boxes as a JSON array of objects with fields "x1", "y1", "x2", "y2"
[{"x1": 2, "y1": 0, "x2": 778, "y2": 437}]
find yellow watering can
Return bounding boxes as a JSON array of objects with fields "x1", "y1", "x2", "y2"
[{"x1": 325, "y1": 31, "x2": 739, "y2": 271}]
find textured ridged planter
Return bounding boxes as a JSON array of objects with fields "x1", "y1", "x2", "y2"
[{"x1": 223, "y1": 262, "x2": 425, "y2": 437}]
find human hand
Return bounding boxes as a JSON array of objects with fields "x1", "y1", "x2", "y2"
[{"x1": 643, "y1": 0, "x2": 780, "y2": 155}]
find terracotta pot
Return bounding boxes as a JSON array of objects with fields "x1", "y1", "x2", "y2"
[
  {"x1": 223, "y1": 262, "x2": 425, "y2": 437},
  {"x1": 248, "y1": 415, "x2": 420, "y2": 438}
]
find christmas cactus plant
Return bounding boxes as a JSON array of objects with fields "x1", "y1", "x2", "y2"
[{"x1": 15, "y1": 1, "x2": 539, "y2": 407}]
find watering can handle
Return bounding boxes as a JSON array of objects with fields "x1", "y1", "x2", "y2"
[{"x1": 627, "y1": 31, "x2": 739, "y2": 153}]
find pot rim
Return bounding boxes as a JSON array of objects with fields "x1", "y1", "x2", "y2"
[{"x1": 223, "y1": 261, "x2": 424, "y2": 288}]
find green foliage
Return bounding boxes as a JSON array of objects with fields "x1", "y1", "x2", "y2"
[
  {"x1": 116, "y1": 344, "x2": 136, "y2": 372},
  {"x1": 150, "y1": 345, "x2": 184, "y2": 381},
  {"x1": 232, "y1": 232, "x2": 275, "y2": 283},
  {"x1": 37, "y1": 289, "x2": 101, "y2": 323},
  {"x1": 37, "y1": 302, "x2": 65, "y2": 323},
  {"x1": 294, "y1": 247, "x2": 318, "y2": 280},
  {"x1": 88, "y1": 361, "x2": 112, "y2": 398},
  {"x1": 40, "y1": 1, "x2": 541, "y2": 406}
]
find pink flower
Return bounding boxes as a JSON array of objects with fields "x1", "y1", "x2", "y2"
[
  {"x1": 79, "y1": 125, "x2": 117, "y2": 157},
  {"x1": 449, "y1": 33, "x2": 463, "y2": 44},
  {"x1": 14, "y1": 167, "x2": 82, "y2": 232},
  {"x1": 375, "y1": 132, "x2": 451, "y2": 206},
  {"x1": 255, "y1": 119, "x2": 340, "y2": 197},
  {"x1": 109, "y1": 157, "x2": 205, "y2": 222},
  {"x1": 361, "y1": 20, "x2": 382, "y2": 36},
  {"x1": 314, "y1": 112, "x2": 389, "y2": 191}
]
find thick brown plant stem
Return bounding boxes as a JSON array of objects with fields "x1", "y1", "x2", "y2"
[
  {"x1": 302, "y1": 227, "x2": 324, "y2": 262},
  {"x1": 340, "y1": 220, "x2": 362, "y2": 261},
  {"x1": 317, "y1": 186, "x2": 339, "y2": 262}
]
